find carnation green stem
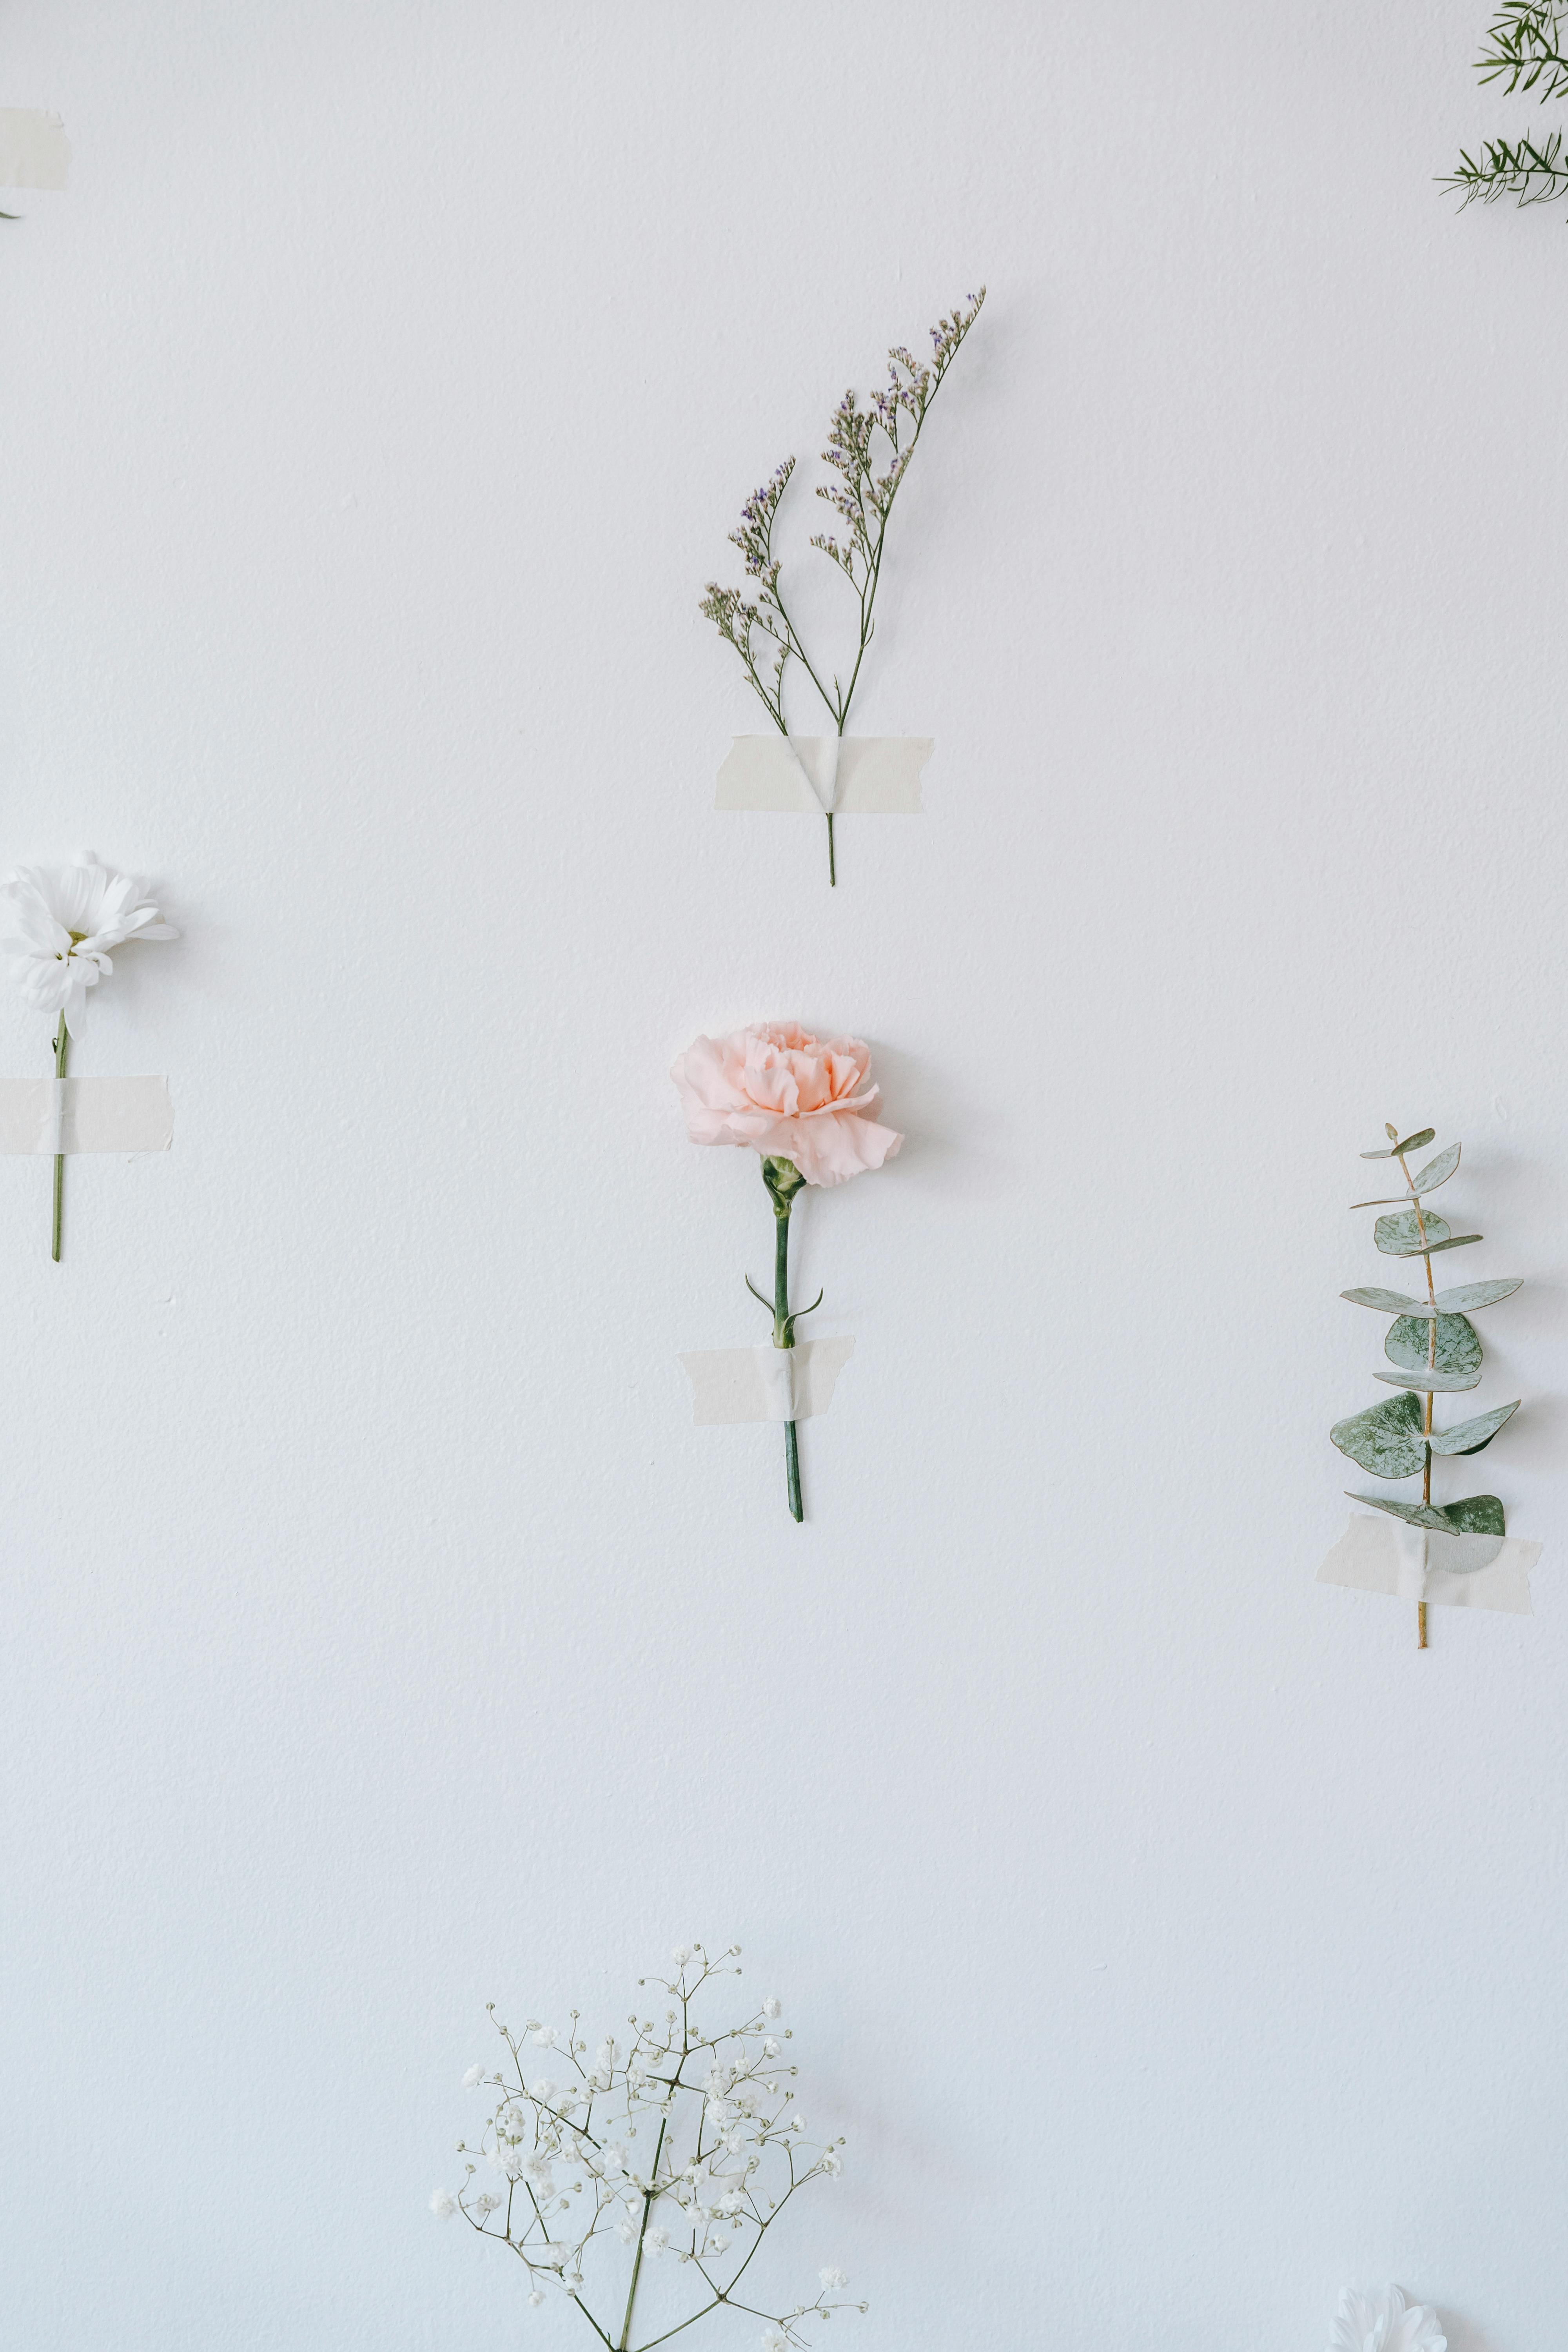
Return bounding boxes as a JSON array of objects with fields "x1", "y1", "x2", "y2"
[
  {"x1": 51, "y1": 1012, "x2": 67, "y2": 1263},
  {"x1": 775, "y1": 1205, "x2": 803, "y2": 1522}
]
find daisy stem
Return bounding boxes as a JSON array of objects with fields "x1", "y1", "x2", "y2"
[{"x1": 51, "y1": 1013, "x2": 67, "y2": 1262}]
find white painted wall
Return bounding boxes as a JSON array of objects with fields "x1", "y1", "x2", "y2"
[{"x1": 2, "y1": 5, "x2": 1564, "y2": 2346}]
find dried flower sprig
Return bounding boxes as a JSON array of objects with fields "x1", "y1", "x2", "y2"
[
  {"x1": 1441, "y1": 5, "x2": 1568, "y2": 205},
  {"x1": 432, "y1": 1943, "x2": 864, "y2": 2352},
  {"x1": 701, "y1": 289, "x2": 985, "y2": 883}
]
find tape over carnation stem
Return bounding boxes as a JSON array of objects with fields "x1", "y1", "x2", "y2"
[
  {"x1": 671, "y1": 1022, "x2": 903, "y2": 1523},
  {"x1": 746, "y1": 1155, "x2": 818, "y2": 1521}
]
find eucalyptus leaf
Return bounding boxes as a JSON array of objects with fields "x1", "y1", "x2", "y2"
[
  {"x1": 1427, "y1": 1400, "x2": 1520, "y2": 1457},
  {"x1": 1341, "y1": 1287, "x2": 1425, "y2": 1313},
  {"x1": 1409, "y1": 1141, "x2": 1461, "y2": 1194},
  {"x1": 1360, "y1": 1147, "x2": 1399, "y2": 1160},
  {"x1": 1330, "y1": 1389, "x2": 1427, "y2": 1479},
  {"x1": 1349, "y1": 1195, "x2": 1417, "y2": 1209},
  {"x1": 1438, "y1": 1494, "x2": 1506, "y2": 1535},
  {"x1": 1385, "y1": 1312, "x2": 1481, "y2": 1377},
  {"x1": 1374, "y1": 1364, "x2": 1483, "y2": 1393},
  {"x1": 1395, "y1": 1128, "x2": 1436, "y2": 1154},
  {"x1": 1348, "y1": 1491, "x2": 1504, "y2": 1536},
  {"x1": 1349, "y1": 1493, "x2": 1467, "y2": 1532},
  {"x1": 1375, "y1": 1209, "x2": 1451, "y2": 1256},
  {"x1": 1432, "y1": 1279, "x2": 1522, "y2": 1313},
  {"x1": 1426, "y1": 1233, "x2": 1483, "y2": 1254}
]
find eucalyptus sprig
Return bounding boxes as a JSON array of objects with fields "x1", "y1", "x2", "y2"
[
  {"x1": 700, "y1": 289, "x2": 985, "y2": 884},
  {"x1": 1330, "y1": 1123, "x2": 1523, "y2": 1648},
  {"x1": 1443, "y1": 6, "x2": 1568, "y2": 206}
]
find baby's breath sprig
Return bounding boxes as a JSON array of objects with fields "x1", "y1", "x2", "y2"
[
  {"x1": 701, "y1": 289, "x2": 985, "y2": 884},
  {"x1": 432, "y1": 1942, "x2": 863, "y2": 2352}
]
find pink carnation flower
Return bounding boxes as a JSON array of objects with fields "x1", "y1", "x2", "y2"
[{"x1": 671, "y1": 1022, "x2": 903, "y2": 1188}]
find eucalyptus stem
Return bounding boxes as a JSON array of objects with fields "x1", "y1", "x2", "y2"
[
  {"x1": 51, "y1": 1012, "x2": 67, "y2": 1263},
  {"x1": 1396, "y1": 1142, "x2": 1437, "y2": 1653}
]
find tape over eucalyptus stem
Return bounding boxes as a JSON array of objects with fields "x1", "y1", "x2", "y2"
[{"x1": 1330, "y1": 1120, "x2": 1523, "y2": 1650}]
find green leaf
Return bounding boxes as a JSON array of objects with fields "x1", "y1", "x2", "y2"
[
  {"x1": 1438, "y1": 1494, "x2": 1506, "y2": 1535},
  {"x1": 1341, "y1": 1287, "x2": 1425, "y2": 1312},
  {"x1": 1432, "y1": 1279, "x2": 1522, "y2": 1313},
  {"x1": 1426, "y1": 1233, "x2": 1483, "y2": 1254},
  {"x1": 1428, "y1": 1401, "x2": 1520, "y2": 1457},
  {"x1": 1330, "y1": 1389, "x2": 1427, "y2": 1479},
  {"x1": 1385, "y1": 1312, "x2": 1481, "y2": 1377},
  {"x1": 1359, "y1": 1148, "x2": 1398, "y2": 1160},
  {"x1": 1395, "y1": 1128, "x2": 1436, "y2": 1154},
  {"x1": 1374, "y1": 1364, "x2": 1482, "y2": 1393},
  {"x1": 1350, "y1": 1493, "x2": 1466, "y2": 1532},
  {"x1": 1348, "y1": 1491, "x2": 1505, "y2": 1537},
  {"x1": 1409, "y1": 1141, "x2": 1461, "y2": 1194},
  {"x1": 1375, "y1": 1209, "x2": 1451, "y2": 1256}
]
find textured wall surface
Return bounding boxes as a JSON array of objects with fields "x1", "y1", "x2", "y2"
[{"x1": 2, "y1": 6, "x2": 1564, "y2": 2347}]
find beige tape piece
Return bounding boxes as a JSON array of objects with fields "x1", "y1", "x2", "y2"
[
  {"x1": 1318, "y1": 1513, "x2": 1539, "y2": 1616},
  {"x1": 679, "y1": 1336, "x2": 856, "y2": 1425},
  {"x1": 715, "y1": 736, "x2": 931, "y2": 814},
  {"x1": 0, "y1": 1076, "x2": 172, "y2": 1154},
  {"x1": 0, "y1": 109, "x2": 70, "y2": 191}
]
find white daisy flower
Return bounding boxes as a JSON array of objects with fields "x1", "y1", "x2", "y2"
[
  {"x1": 1327, "y1": 2285, "x2": 1446, "y2": 2352},
  {"x1": 0, "y1": 852, "x2": 176, "y2": 1038}
]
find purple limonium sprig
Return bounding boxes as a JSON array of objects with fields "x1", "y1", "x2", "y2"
[{"x1": 700, "y1": 288, "x2": 985, "y2": 885}]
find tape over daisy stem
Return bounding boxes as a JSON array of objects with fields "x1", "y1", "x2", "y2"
[
  {"x1": 0, "y1": 852, "x2": 178, "y2": 1259},
  {"x1": 1330, "y1": 1120, "x2": 1523, "y2": 1650}
]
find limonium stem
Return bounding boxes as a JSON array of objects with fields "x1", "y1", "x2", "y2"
[
  {"x1": 775, "y1": 1204, "x2": 803, "y2": 1522},
  {"x1": 51, "y1": 1012, "x2": 67, "y2": 1263}
]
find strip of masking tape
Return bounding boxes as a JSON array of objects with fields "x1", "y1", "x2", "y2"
[
  {"x1": 0, "y1": 110, "x2": 70, "y2": 191},
  {"x1": 715, "y1": 737, "x2": 931, "y2": 815},
  {"x1": 1318, "y1": 1513, "x2": 1540, "y2": 1616},
  {"x1": 0, "y1": 1076, "x2": 172, "y2": 1154},
  {"x1": 679, "y1": 1335, "x2": 855, "y2": 1426}
]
